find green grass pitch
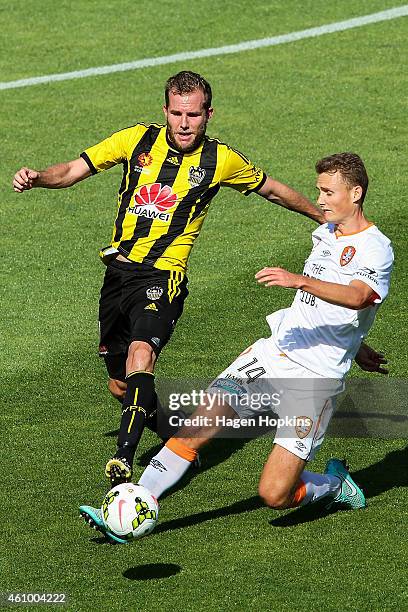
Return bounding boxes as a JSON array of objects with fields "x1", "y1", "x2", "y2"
[{"x1": 1, "y1": 1, "x2": 407, "y2": 610}]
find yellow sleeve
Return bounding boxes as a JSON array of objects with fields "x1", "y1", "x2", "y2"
[
  {"x1": 80, "y1": 126, "x2": 140, "y2": 173},
  {"x1": 220, "y1": 147, "x2": 266, "y2": 195}
]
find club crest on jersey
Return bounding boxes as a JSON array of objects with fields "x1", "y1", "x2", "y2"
[
  {"x1": 146, "y1": 286, "x2": 163, "y2": 301},
  {"x1": 138, "y1": 152, "x2": 153, "y2": 167},
  {"x1": 340, "y1": 246, "x2": 356, "y2": 266},
  {"x1": 295, "y1": 416, "x2": 313, "y2": 439},
  {"x1": 188, "y1": 166, "x2": 206, "y2": 188},
  {"x1": 134, "y1": 152, "x2": 153, "y2": 174},
  {"x1": 128, "y1": 183, "x2": 177, "y2": 221}
]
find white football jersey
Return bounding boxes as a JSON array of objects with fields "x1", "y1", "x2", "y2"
[{"x1": 269, "y1": 223, "x2": 394, "y2": 378}]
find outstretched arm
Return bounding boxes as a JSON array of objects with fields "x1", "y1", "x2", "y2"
[
  {"x1": 256, "y1": 176, "x2": 324, "y2": 224},
  {"x1": 255, "y1": 267, "x2": 377, "y2": 310},
  {"x1": 13, "y1": 157, "x2": 92, "y2": 192}
]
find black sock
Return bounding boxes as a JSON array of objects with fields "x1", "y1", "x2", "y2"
[
  {"x1": 145, "y1": 392, "x2": 167, "y2": 436},
  {"x1": 145, "y1": 405, "x2": 158, "y2": 434},
  {"x1": 115, "y1": 386, "x2": 160, "y2": 436},
  {"x1": 116, "y1": 371, "x2": 156, "y2": 465}
]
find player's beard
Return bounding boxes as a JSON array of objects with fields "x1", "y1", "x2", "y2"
[{"x1": 166, "y1": 120, "x2": 207, "y2": 153}]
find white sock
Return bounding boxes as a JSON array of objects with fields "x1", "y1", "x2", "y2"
[
  {"x1": 295, "y1": 470, "x2": 341, "y2": 507},
  {"x1": 138, "y1": 446, "x2": 192, "y2": 499}
]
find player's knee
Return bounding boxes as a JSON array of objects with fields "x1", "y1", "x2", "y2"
[
  {"x1": 258, "y1": 481, "x2": 292, "y2": 509},
  {"x1": 108, "y1": 378, "x2": 127, "y2": 401},
  {"x1": 127, "y1": 341, "x2": 156, "y2": 372}
]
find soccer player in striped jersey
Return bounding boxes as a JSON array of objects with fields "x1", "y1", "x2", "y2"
[{"x1": 13, "y1": 71, "x2": 323, "y2": 490}]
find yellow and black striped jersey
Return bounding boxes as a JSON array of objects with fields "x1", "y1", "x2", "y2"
[{"x1": 81, "y1": 123, "x2": 266, "y2": 272}]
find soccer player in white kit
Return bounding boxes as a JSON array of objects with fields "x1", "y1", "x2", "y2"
[{"x1": 81, "y1": 153, "x2": 393, "y2": 540}]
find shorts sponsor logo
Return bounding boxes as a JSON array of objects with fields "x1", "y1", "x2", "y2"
[
  {"x1": 188, "y1": 165, "x2": 206, "y2": 188},
  {"x1": 146, "y1": 286, "x2": 163, "y2": 300},
  {"x1": 340, "y1": 245, "x2": 356, "y2": 266},
  {"x1": 128, "y1": 183, "x2": 177, "y2": 220},
  {"x1": 211, "y1": 378, "x2": 246, "y2": 397},
  {"x1": 295, "y1": 416, "x2": 313, "y2": 438},
  {"x1": 98, "y1": 344, "x2": 109, "y2": 355},
  {"x1": 295, "y1": 440, "x2": 307, "y2": 452},
  {"x1": 150, "y1": 337, "x2": 161, "y2": 347}
]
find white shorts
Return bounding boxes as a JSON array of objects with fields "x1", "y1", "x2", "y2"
[{"x1": 208, "y1": 335, "x2": 344, "y2": 461}]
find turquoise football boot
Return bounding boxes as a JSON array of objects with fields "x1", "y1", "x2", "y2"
[
  {"x1": 325, "y1": 458, "x2": 366, "y2": 510},
  {"x1": 79, "y1": 505, "x2": 128, "y2": 544}
]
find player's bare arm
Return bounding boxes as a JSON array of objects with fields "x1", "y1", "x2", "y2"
[
  {"x1": 257, "y1": 176, "x2": 324, "y2": 224},
  {"x1": 13, "y1": 157, "x2": 92, "y2": 192},
  {"x1": 256, "y1": 267, "x2": 377, "y2": 310}
]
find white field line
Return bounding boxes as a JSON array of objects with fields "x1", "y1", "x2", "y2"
[{"x1": 1, "y1": 5, "x2": 407, "y2": 91}]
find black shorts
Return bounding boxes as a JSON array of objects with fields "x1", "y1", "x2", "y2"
[{"x1": 98, "y1": 259, "x2": 188, "y2": 381}]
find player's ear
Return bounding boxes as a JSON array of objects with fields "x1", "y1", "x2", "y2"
[
  {"x1": 352, "y1": 185, "x2": 363, "y2": 204},
  {"x1": 162, "y1": 105, "x2": 168, "y2": 118},
  {"x1": 206, "y1": 107, "x2": 214, "y2": 120}
]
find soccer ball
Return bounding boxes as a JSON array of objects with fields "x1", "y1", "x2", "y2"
[{"x1": 101, "y1": 483, "x2": 159, "y2": 540}]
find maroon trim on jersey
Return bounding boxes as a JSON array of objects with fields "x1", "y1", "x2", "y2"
[{"x1": 369, "y1": 291, "x2": 381, "y2": 304}]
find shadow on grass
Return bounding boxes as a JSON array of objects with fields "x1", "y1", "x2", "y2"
[
  {"x1": 159, "y1": 437, "x2": 252, "y2": 500},
  {"x1": 270, "y1": 444, "x2": 408, "y2": 527},
  {"x1": 102, "y1": 408, "x2": 408, "y2": 531},
  {"x1": 269, "y1": 501, "x2": 333, "y2": 527},
  {"x1": 354, "y1": 443, "x2": 408, "y2": 497},
  {"x1": 154, "y1": 495, "x2": 263, "y2": 535},
  {"x1": 136, "y1": 442, "x2": 166, "y2": 466},
  {"x1": 86, "y1": 444, "x2": 407, "y2": 543},
  {"x1": 151, "y1": 443, "x2": 408, "y2": 532},
  {"x1": 123, "y1": 563, "x2": 181, "y2": 580},
  {"x1": 103, "y1": 429, "x2": 120, "y2": 438},
  {"x1": 90, "y1": 535, "x2": 111, "y2": 545}
]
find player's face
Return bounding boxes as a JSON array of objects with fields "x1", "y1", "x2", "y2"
[
  {"x1": 316, "y1": 171, "x2": 362, "y2": 224},
  {"x1": 163, "y1": 89, "x2": 213, "y2": 153}
]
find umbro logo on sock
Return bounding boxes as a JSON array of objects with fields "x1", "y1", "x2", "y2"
[{"x1": 150, "y1": 459, "x2": 167, "y2": 472}]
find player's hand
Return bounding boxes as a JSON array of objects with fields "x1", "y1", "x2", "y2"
[
  {"x1": 355, "y1": 342, "x2": 388, "y2": 374},
  {"x1": 255, "y1": 267, "x2": 302, "y2": 289},
  {"x1": 13, "y1": 167, "x2": 40, "y2": 192}
]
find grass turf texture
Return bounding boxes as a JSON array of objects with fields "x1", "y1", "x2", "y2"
[{"x1": 1, "y1": 1, "x2": 407, "y2": 610}]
